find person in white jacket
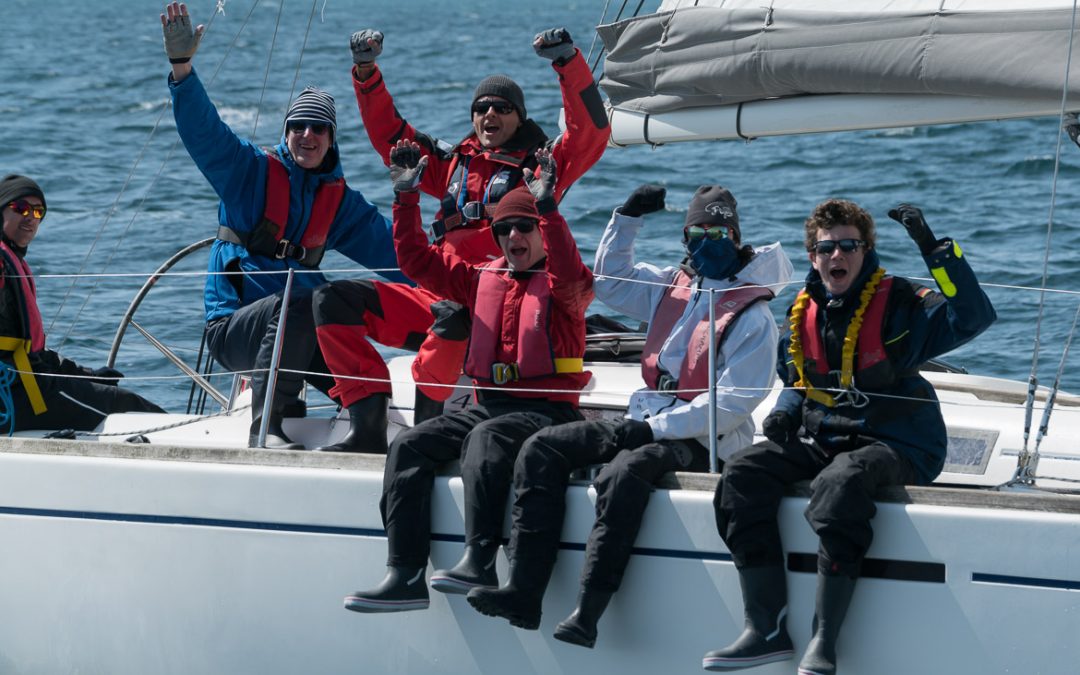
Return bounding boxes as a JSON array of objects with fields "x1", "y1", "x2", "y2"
[{"x1": 466, "y1": 184, "x2": 794, "y2": 647}]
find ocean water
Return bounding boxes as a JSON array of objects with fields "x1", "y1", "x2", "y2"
[{"x1": 2, "y1": 0, "x2": 1079, "y2": 414}]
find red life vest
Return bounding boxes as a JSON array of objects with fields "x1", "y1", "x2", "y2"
[
  {"x1": 797, "y1": 276, "x2": 899, "y2": 391},
  {"x1": 463, "y1": 259, "x2": 583, "y2": 386},
  {"x1": 641, "y1": 271, "x2": 774, "y2": 401},
  {"x1": 216, "y1": 153, "x2": 345, "y2": 268},
  {"x1": 0, "y1": 240, "x2": 48, "y2": 414},
  {"x1": 0, "y1": 240, "x2": 45, "y2": 352}
]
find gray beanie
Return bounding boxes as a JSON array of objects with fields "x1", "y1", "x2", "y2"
[
  {"x1": 685, "y1": 185, "x2": 739, "y2": 241},
  {"x1": 0, "y1": 174, "x2": 46, "y2": 211},
  {"x1": 284, "y1": 86, "x2": 337, "y2": 137},
  {"x1": 472, "y1": 75, "x2": 526, "y2": 119}
]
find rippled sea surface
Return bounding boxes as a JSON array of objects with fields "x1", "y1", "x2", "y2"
[{"x1": 2, "y1": 0, "x2": 1079, "y2": 412}]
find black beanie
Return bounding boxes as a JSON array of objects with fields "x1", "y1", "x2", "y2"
[
  {"x1": 472, "y1": 75, "x2": 526, "y2": 119},
  {"x1": 685, "y1": 185, "x2": 739, "y2": 241},
  {"x1": 0, "y1": 174, "x2": 46, "y2": 211}
]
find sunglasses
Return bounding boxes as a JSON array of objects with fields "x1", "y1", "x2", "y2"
[
  {"x1": 811, "y1": 238, "x2": 865, "y2": 255},
  {"x1": 471, "y1": 99, "x2": 515, "y2": 116},
  {"x1": 684, "y1": 224, "x2": 728, "y2": 241},
  {"x1": 7, "y1": 199, "x2": 46, "y2": 220},
  {"x1": 492, "y1": 219, "x2": 537, "y2": 237},
  {"x1": 286, "y1": 121, "x2": 331, "y2": 136}
]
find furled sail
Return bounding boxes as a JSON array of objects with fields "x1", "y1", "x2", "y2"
[{"x1": 598, "y1": 0, "x2": 1080, "y2": 144}]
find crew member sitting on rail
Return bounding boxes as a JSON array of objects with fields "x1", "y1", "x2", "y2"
[
  {"x1": 0, "y1": 174, "x2": 165, "y2": 432},
  {"x1": 304, "y1": 26, "x2": 608, "y2": 453},
  {"x1": 342, "y1": 143, "x2": 593, "y2": 613},
  {"x1": 705, "y1": 200, "x2": 996, "y2": 675},
  {"x1": 161, "y1": 2, "x2": 409, "y2": 450},
  {"x1": 466, "y1": 184, "x2": 793, "y2": 644}
]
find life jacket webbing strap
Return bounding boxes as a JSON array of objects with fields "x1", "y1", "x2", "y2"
[{"x1": 0, "y1": 337, "x2": 46, "y2": 415}]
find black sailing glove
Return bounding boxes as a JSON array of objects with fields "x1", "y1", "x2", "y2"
[
  {"x1": 524, "y1": 148, "x2": 557, "y2": 213},
  {"x1": 1064, "y1": 112, "x2": 1080, "y2": 150},
  {"x1": 533, "y1": 28, "x2": 576, "y2": 65},
  {"x1": 612, "y1": 419, "x2": 654, "y2": 450},
  {"x1": 619, "y1": 184, "x2": 666, "y2": 218},
  {"x1": 762, "y1": 410, "x2": 798, "y2": 445},
  {"x1": 350, "y1": 29, "x2": 384, "y2": 65},
  {"x1": 88, "y1": 366, "x2": 124, "y2": 387},
  {"x1": 389, "y1": 142, "x2": 427, "y2": 193},
  {"x1": 887, "y1": 203, "x2": 939, "y2": 256}
]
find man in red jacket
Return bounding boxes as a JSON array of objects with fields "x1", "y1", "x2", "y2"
[
  {"x1": 342, "y1": 142, "x2": 593, "y2": 614},
  {"x1": 310, "y1": 27, "x2": 608, "y2": 452}
]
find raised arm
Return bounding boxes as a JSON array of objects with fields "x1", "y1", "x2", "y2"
[
  {"x1": 349, "y1": 30, "x2": 454, "y2": 198},
  {"x1": 533, "y1": 28, "x2": 610, "y2": 199},
  {"x1": 389, "y1": 141, "x2": 476, "y2": 304}
]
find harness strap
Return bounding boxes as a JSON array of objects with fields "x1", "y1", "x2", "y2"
[{"x1": 0, "y1": 337, "x2": 46, "y2": 415}]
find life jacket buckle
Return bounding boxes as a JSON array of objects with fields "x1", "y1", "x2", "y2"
[
  {"x1": 273, "y1": 238, "x2": 306, "y2": 261},
  {"x1": 656, "y1": 373, "x2": 679, "y2": 393},
  {"x1": 491, "y1": 362, "x2": 519, "y2": 385},
  {"x1": 461, "y1": 201, "x2": 486, "y2": 222}
]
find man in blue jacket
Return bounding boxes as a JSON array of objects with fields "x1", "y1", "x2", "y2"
[
  {"x1": 704, "y1": 199, "x2": 996, "y2": 675},
  {"x1": 162, "y1": 2, "x2": 409, "y2": 449}
]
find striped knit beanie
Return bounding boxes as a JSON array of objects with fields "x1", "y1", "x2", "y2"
[{"x1": 284, "y1": 86, "x2": 337, "y2": 137}]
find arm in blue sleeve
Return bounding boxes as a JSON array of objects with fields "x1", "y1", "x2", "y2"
[{"x1": 326, "y1": 188, "x2": 412, "y2": 285}]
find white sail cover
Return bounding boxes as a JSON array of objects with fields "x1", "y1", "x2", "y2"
[{"x1": 597, "y1": 0, "x2": 1080, "y2": 142}]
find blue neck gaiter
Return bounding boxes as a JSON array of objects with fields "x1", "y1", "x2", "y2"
[{"x1": 687, "y1": 236, "x2": 741, "y2": 280}]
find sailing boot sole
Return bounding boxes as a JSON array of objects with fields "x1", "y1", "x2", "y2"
[
  {"x1": 703, "y1": 649, "x2": 795, "y2": 671},
  {"x1": 466, "y1": 592, "x2": 541, "y2": 630},
  {"x1": 343, "y1": 595, "x2": 430, "y2": 613},
  {"x1": 430, "y1": 574, "x2": 496, "y2": 595},
  {"x1": 553, "y1": 622, "x2": 596, "y2": 649}
]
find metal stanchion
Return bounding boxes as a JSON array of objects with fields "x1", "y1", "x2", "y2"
[
  {"x1": 257, "y1": 269, "x2": 294, "y2": 448},
  {"x1": 707, "y1": 286, "x2": 719, "y2": 473}
]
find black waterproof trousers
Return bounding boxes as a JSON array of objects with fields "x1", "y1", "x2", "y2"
[
  {"x1": 8, "y1": 356, "x2": 164, "y2": 432},
  {"x1": 512, "y1": 419, "x2": 709, "y2": 592},
  {"x1": 714, "y1": 439, "x2": 917, "y2": 577},
  {"x1": 380, "y1": 393, "x2": 582, "y2": 569},
  {"x1": 206, "y1": 288, "x2": 334, "y2": 418}
]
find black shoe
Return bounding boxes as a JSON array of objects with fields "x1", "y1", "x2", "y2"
[
  {"x1": 467, "y1": 583, "x2": 543, "y2": 630},
  {"x1": 314, "y1": 394, "x2": 389, "y2": 454},
  {"x1": 702, "y1": 566, "x2": 794, "y2": 671},
  {"x1": 553, "y1": 587, "x2": 613, "y2": 649},
  {"x1": 797, "y1": 573, "x2": 856, "y2": 675},
  {"x1": 430, "y1": 543, "x2": 499, "y2": 595},
  {"x1": 412, "y1": 387, "x2": 445, "y2": 425},
  {"x1": 249, "y1": 415, "x2": 304, "y2": 450},
  {"x1": 344, "y1": 566, "x2": 430, "y2": 613}
]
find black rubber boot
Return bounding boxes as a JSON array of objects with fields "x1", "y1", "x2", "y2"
[
  {"x1": 797, "y1": 573, "x2": 856, "y2": 675},
  {"x1": 553, "y1": 586, "x2": 614, "y2": 649},
  {"x1": 248, "y1": 414, "x2": 304, "y2": 450},
  {"x1": 343, "y1": 566, "x2": 430, "y2": 613},
  {"x1": 413, "y1": 386, "x2": 445, "y2": 425},
  {"x1": 702, "y1": 566, "x2": 794, "y2": 671},
  {"x1": 466, "y1": 550, "x2": 556, "y2": 630},
  {"x1": 430, "y1": 542, "x2": 499, "y2": 595},
  {"x1": 314, "y1": 394, "x2": 389, "y2": 454}
]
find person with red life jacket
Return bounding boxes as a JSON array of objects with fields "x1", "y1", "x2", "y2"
[
  {"x1": 161, "y1": 3, "x2": 409, "y2": 450},
  {"x1": 342, "y1": 142, "x2": 593, "y2": 614},
  {"x1": 304, "y1": 26, "x2": 608, "y2": 453},
  {"x1": 0, "y1": 175, "x2": 165, "y2": 433},
  {"x1": 705, "y1": 200, "x2": 996, "y2": 675},
  {"x1": 465, "y1": 185, "x2": 793, "y2": 642}
]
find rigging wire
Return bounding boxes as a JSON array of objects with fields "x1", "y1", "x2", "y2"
[
  {"x1": 1014, "y1": 0, "x2": 1079, "y2": 483},
  {"x1": 251, "y1": 0, "x2": 288, "y2": 140},
  {"x1": 591, "y1": 0, "x2": 648, "y2": 75},
  {"x1": 286, "y1": 0, "x2": 322, "y2": 106},
  {"x1": 585, "y1": 0, "x2": 614, "y2": 67},
  {"x1": 51, "y1": 0, "x2": 261, "y2": 350}
]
